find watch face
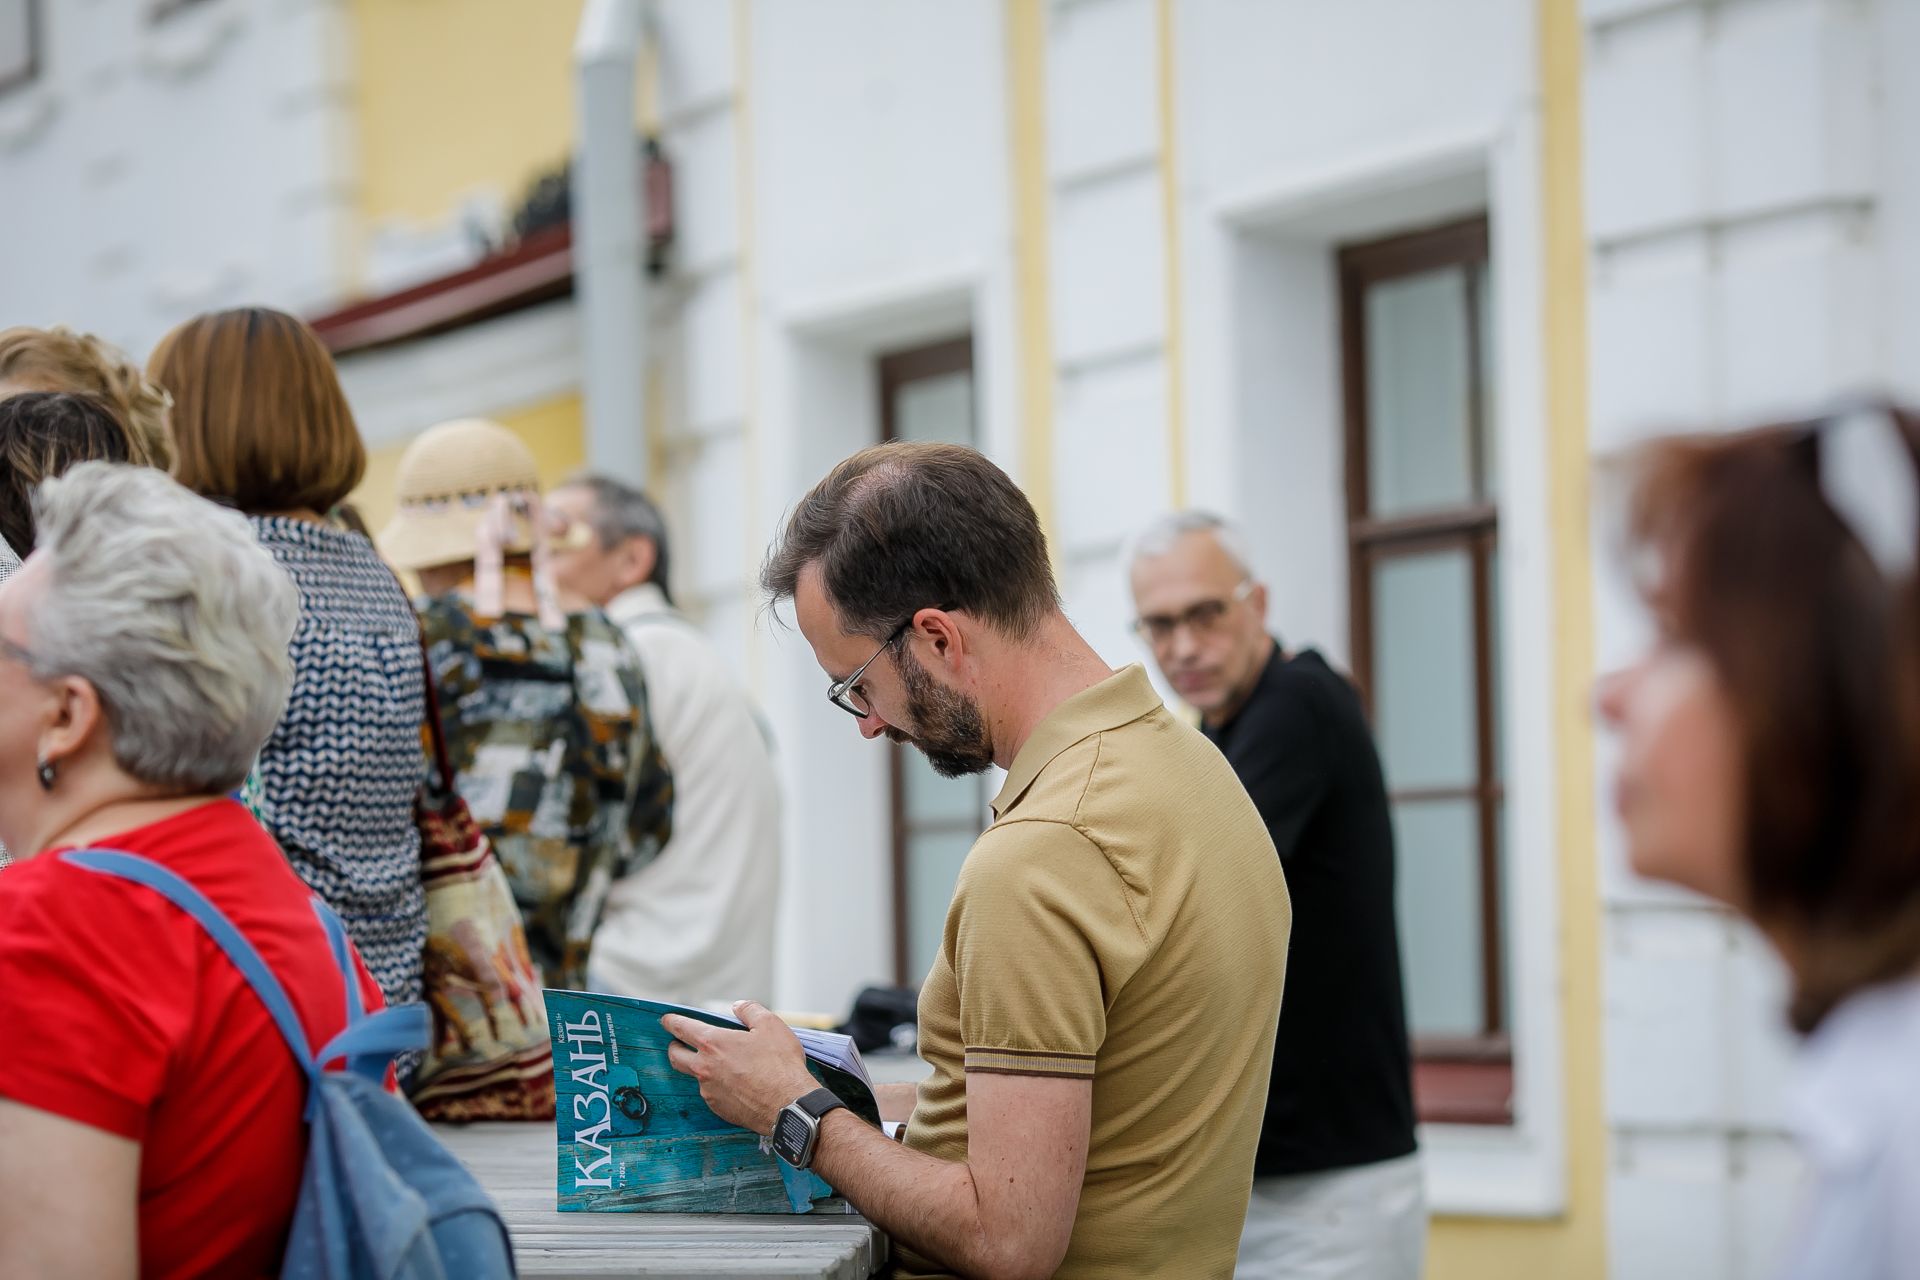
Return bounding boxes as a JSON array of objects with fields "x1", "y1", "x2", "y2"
[{"x1": 771, "y1": 1107, "x2": 814, "y2": 1167}]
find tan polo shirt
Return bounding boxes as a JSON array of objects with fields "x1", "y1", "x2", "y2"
[{"x1": 899, "y1": 665, "x2": 1291, "y2": 1280}]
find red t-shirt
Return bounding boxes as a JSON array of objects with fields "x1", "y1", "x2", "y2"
[{"x1": 0, "y1": 799, "x2": 388, "y2": 1277}]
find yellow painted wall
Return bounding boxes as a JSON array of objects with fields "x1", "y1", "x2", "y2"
[
  {"x1": 351, "y1": 394, "x2": 587, "y2": 539},
  {"x1": 343, "y1": 1, "x2": 590, "y2": 540},
  {"x1": 1154, "y1": 0, "x2": 1188, "y2": 509},
  {"x1": 1425, "y1": 1, "x2": 1608, "y2": 1275},
  {"x1": 350, "y1": 0, "x2": 587, "y2": 234},
  {"x1": 1005, "y1": 0, "x2": 1058, "y2": 555}
]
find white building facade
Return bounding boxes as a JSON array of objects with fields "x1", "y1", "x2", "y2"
[{"x1": 1584, "y1": 0, "x2": 1920, "y2": 1275}]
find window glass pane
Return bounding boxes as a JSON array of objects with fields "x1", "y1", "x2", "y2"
[
  {"x1": 1489, "y1": 543, "x2": 1511, "y2": 1033},
  {"x1": 1364, "y1": 266, "x2": 1473, "y2": 516},
  {"x1": 905, "y1": 830, "x2": 975, "y2": 984},
  {"x1": 1474, "y1": 260, "x2": 1499, "y2": 502},
  {"x1": 893, "y1": 370, "x2": 974, "y2": 446},
  {"x1": 1372, "y1": 547, "x2": 1476, "y2": 790},
  {"x1": 901, "y1": 745, "x2": 985, "y2": 826},
  {"x1": 1488, "y1": 542, "x2": 1505, "y2": 786},
  {"x1": 1393, "y1": 797, "x2": 1484, "y2": 1038},
  {"x1": 0, "y1": 1, "x2": 32, "y2": 88},
  {"x1": 1496, "y1": 796, "x2": 1512, "y2": 1033}
]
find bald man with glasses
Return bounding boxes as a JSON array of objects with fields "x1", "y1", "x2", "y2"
[{"x1": 1129, "y1": 511, "x2": 1424, "y2": 1280}]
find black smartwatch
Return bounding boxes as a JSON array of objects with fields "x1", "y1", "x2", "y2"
[{"x1": 770, "y1": 1087, "x2": 847, "y2": 1170}]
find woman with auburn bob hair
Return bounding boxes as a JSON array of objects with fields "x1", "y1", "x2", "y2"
[
  {"x1": 1599, "y1": 401, "x2": 1920, "y2": 1279},
  {"x1": 148, "y1": 307, "x2": 428, "y2": 1021}
]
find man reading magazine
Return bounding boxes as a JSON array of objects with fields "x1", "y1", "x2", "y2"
[{"x1": 661, "y1": 444, "x2": 1290, "y2": 1280}]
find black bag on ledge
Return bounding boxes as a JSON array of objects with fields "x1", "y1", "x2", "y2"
[{"x1": 837, "y1": 985, "x2": 921, "y2": 1055}]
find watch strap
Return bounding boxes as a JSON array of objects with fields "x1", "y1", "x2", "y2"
[{"x1": 793, "y1": 1086, "x2": 846, "y2": 1122}]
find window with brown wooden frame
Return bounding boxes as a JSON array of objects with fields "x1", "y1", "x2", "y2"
[
  {"x1": 0, "y1": 0, "x2": 38, "y2": 98},
  {"x1": 1339, "y1": 217, "x2": 1513, "y2": 1125},
  {"x1": 876, "y1": 335, "x2": 987, "y2": 987}
]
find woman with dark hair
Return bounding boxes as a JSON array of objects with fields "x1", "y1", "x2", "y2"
[
  {"x1": 1599, "y1": 401, "x2": 1920, "y2": 1279},
  {"x1": 0, "y1": 392, "x2": 136, "y2": 555}
]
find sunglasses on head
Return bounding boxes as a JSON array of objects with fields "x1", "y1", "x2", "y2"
[{"x1": 1782, "y1": 397, "x2": 1919, "y2": 583}]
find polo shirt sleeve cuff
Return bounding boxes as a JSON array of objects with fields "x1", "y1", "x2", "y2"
[{"x1": 963, "y1": 1046, "x2": 1097, "y2": 1079}]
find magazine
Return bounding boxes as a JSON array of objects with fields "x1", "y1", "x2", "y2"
[{"x1": 543, "y1": 989, "x2": 882, "y2": 1214}]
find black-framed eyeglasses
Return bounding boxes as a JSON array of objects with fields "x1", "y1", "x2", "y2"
[
  {"x1": 826, "y1": 617, "x2": 915, "y2": 720},
  {"x1": 1130, "y1": 579, "x2": 1255, "y2": 647}
]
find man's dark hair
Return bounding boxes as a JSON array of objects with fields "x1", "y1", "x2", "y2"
[
  {"x1": 761, "y1": 442, "x2": 1059, "y2": 640},
  {"x1": 0, "y1": 392, "x2": 135, "y2": 554},
  {"x1": 564, "y1": 473, "x2": 673, "y2": 605}
]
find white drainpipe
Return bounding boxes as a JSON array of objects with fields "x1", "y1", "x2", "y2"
[{"x1": 572, "y1": 0, "x2": 653, "y2": 488}]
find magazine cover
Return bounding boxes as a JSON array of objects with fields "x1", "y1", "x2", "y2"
[{"x1": 544, "y1": 989, "x2": 882, "y2": 1214}]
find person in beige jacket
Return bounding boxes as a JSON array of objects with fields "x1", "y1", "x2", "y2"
[{"x1": 547, "y1": 475, "x2": 782, "y2": 1006}]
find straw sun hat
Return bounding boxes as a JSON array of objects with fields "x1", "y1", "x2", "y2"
[{"x1": 377, "y1": 418, "x2": 546, "y2": 573}]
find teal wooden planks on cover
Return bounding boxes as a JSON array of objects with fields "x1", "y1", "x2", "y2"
[
  {"x1": 554, "y1": 1129, "x2": 801, "y2": 1215},
  {"x1": 435, "y1": 1122, "x2": 889, "y2": 1278}
]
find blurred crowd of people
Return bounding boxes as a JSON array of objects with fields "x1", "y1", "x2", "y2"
[
  {"x1": 0, "y1": 311, "x2": 782, "y2": 1273},
  {"x1": 0, "y1": 308, "x2": 1912, "y2": 1279},
  {"x1": 0, "y1": 314, "x2": 783, "y2": 1009}
]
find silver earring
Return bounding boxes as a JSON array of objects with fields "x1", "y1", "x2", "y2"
[{"x1": 36, "y1": 758, "x2": 55, "y2": 791}]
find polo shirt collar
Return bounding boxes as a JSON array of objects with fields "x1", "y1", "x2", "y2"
[
  {"x1": 606, "y1": 582, "x2": 672, "y2": 627},
  {"x1": 992, "y1": 664, "x2": 1163, "y2": 818}
]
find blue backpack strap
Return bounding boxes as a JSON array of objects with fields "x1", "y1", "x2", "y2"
[
  {"x1": 309, "y1": 898, "x2": 430, "y2": 1082},
  {"x1": 62, "y1": 850, "x2": 317, "y2": 1076},
  {"x1": 312, "y1": 898, "x2": 373, "y2": 1080},
  {"x1": 313, "y1": 898, "x2": 365, "y2": 1023},
  {"x1": 314, "y1": 1007, "x2": 432, "y2": 1081},
  {"x1": 61, "y1": 851, "x2": 431, "y2": 1094}
]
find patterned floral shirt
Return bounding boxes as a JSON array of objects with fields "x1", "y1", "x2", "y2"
[{"x1": 418, "y1": 594, "x2": 673, "y2": 990}]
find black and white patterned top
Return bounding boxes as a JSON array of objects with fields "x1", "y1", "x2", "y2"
[{"x1": 249, "y1": 516, "x2": 427, "y2": 1009}]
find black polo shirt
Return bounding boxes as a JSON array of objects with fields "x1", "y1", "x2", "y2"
[{"x1": 1202, "y1": 642, "x2": 1418, "y2": 1177}]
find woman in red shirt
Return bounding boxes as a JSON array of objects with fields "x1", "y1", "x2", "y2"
[{"x1": 0, "y1": 462, "x2": 389, "y2": 1278}]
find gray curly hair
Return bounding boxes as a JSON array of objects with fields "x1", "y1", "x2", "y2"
[{"x1": 27, "y1": 462, "x2": 298, "y2": 792}]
